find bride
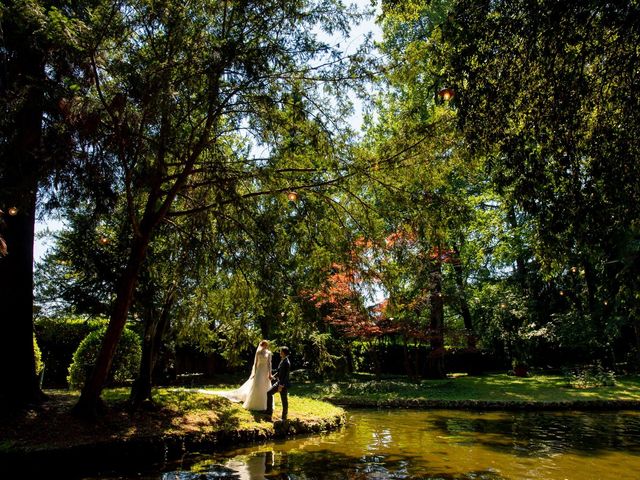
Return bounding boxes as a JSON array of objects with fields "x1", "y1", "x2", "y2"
[{"x1": 220, "y1": 340, "x2": 272, "y2": 411}]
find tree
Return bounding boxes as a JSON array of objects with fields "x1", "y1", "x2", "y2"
[
  {"x1": 359, "y1": 0, "x2": 482, "y2": 377},
  {"x1": 35, "y1": 207, "x2": 125, "y2": 317},
  {"x1": 0, "y1": 0, "x2": 89, "y2": 406},
  {"x1": 69, "y1": 0, "x2": 372, "y2": 416},
  {"x1": 440, "y1": 0, "x2": 640, "y2": 363}
]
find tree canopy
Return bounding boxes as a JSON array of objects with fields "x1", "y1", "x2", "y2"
[{"x1": 5, "y1": 0, "x2": 640, "y2": 410}]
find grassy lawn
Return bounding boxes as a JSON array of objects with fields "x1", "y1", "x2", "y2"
[
  {"x1": 1, "y1": 387, "x2": 344, "y2": 453},
  {"x1": 4, "y1": 372, "x2": 639, "y2": 454},
  {"x1": 105, "y1": 387, "x2": 343, "y2": 433},
  {"x1": 289, "y1": 372, "x2": 640, "y2": 404}
]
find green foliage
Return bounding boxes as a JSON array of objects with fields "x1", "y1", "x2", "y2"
[
  {"x1": 35, "y1": 316, "x2": 108, "y2": 386},
  {"x1": 35, "y1": 210, "x2": 126, "y2": 317},
  {"x1": 25, "y1": 0, "x2": 640, "y2": 387},
  {"x1": 340, "y1": 379, "x2": 424, "y2": 395},
  {"x1": 30, "y1": 0, "x2": 377, "y2": 407},
  {"x1": 303, "y1": 332, "x2": 341, "y2": 377},
  {"x1": 67, "y1": 326, "x2": 141, "y2": 389},
  {"x1": 301, "y1": 373, "x2": 640, "y2": 404},
  {"x1": 36, "y1": 315, "x2": 108, "y2": 345},
  {"x1": 347, "y1": 341, "x2": 372, "y2": 373},
  {"x1": 439, "y1": 0, "x2": 640, "y2": 360},
  {"x1": 174, "y1": 274, "x2": 263, "y2": 362},
  {"x1": 563, "y1": 362, "x2": 616, "y2": 389},
  {"x1": 0, "y1": 0, "x2": 96, "y2": 405},
  {"x1": 33, "y1": 333, "x2": 43, "y2": 377}
]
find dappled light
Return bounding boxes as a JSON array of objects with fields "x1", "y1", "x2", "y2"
[
  {"x1": 191, "y1": 409, "x2": 640, "y2": 479},
  {"x1": 3, "y1": 0, "x2": 640, "y2": 477}
]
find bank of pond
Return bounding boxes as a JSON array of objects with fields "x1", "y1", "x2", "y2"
[
  {"x1": 12, "y1": 408, "x2": 640, "y2": 479},
  {"x1": 4, "y1": 373, "x2": 640, "y2": 479}
]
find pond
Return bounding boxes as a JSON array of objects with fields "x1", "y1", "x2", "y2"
[{"x1": 91, "y1": 409, "x2": 640, "y2": 479}]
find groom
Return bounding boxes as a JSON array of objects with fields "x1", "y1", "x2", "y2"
[{"x1": 265, "y1": 346, "x2": 290, "y2": 421}]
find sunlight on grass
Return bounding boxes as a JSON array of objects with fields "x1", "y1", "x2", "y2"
[
  {"x1": 9, "y1": 376, "x2": 637, "y2": 455},
  {"x1": 92, "y1": 373, "x2": 640, "y2": 418},
  {"x1": 301, "y1": 373, "x2": 640, "y2": 404}
]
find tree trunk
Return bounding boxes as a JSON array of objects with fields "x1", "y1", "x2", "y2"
[
  {"x1": 258, "y1": 314, "x2": 272, "y2": 340},
  {"x1": 0, "y1": 196, "x2": 43, "y2": 407},
  {"x1": 73, "y1": 233, "x2": 152, "y2": 417},
  {"x1": 402, "y1": 336, "x2": 415, "y2": 379},
  {"x1": 507, "y1": 207, "x2": 528, "y2": 292},
  {"x1": 425, "y1": 263, "x2": 446, "y2": 379},
  {"x1": 583, "y1": 258, "x2": 611, "y2": 362},
  {"x1": 0, "y1": 39, "x2": 45, "y2": 407},
  {"x1": 371, "y1": 339, "x2": 381, "y2": 378},
  {"x1": 129, "y1": 288, "x2": 174, "y2": 409},
  {"x1": 129, "y1": 305, "x2": 157, "y2": 409},
  {"x1": 451, "y1": 248, "x2": 476, "y2": 350}
]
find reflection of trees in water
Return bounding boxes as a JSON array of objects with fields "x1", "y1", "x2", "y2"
[
  {"x1": 162, "y1": 411, "x2": 640, "y2": 479},
  {"x1": 427, "y1": 411, "x2": 640, "y2": 457},
  {"x1": 178, "y1": 448, "x2": 507, "y2": 479},
  {"x1": 163, "y1": 452, "x2": 273, "y2": 479},
  {"x1": 244, "y1": 448, "x2": 506, "y2": 480}
]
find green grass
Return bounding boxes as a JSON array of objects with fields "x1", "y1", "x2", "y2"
[
  {"x1": 291, "y1": 372, "x2": 640, "y2": 404},
  {"x1": 4, "y1": 374, "x2": 639, "y2": 455},
  {"x1": 0, "y1": 387, "x2": 345, "y2": 453},
  {"x1": 103, "y1": 386, "x2": 344, "y2": 433}
]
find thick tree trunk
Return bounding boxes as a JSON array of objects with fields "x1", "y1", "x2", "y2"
[
  {"x1": 0, "y1": 196, "x2": 43, "y2": 407},
  {"x1": 425, "y1": 263, "x2": 446, "y2": 379},
  {"x1": 258, "y1": 314, "x2": 272, "y2": 340},
  {"x1": 371, "y1": 339, "x2": 381, "y2": 378},
  {"x1": 402, "y1": 337, "x2": 415, "y2": 379},
  {"x1": 0, "y1": 38, "x2": 45, "y2": 407},
  {"x1": 507, "y1": 207, "x2": 528, "y2": 291}
]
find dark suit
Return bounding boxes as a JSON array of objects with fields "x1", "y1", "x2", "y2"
[{"x1": 266, "y1": 355, "x2": 290, "y2": 420}]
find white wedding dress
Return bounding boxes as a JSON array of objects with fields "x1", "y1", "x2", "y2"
[{"x1": 219, "y1": 346, "x2": 272, "y2": 411}]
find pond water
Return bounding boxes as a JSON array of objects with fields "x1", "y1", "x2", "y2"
[{"x1": 93, "y1": 409, "x2": 640, "y2": 479}]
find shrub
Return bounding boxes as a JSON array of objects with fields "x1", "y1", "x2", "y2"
[
  {"x1": 563, "y1": 361, "x2": 616, "y2": 389},
  {"x1": 35, "y1": 316, "x2": 109, "y2": 386},
  {"x1": 67, "y1": 326, "x2": 142, "y2": 389},
  {"x1": 34, "y1": 333, "x2": 44, "y2": 378},
  {"x1": 343, "y1": 380, "x2": 423, "y2": 395}
]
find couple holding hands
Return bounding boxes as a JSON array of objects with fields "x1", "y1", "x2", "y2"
[{"x1": 223, "y1": 340, "x2": 290, "y2": 421}]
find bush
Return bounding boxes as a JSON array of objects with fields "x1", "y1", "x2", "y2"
[
  {"x1": 563, "y1": 361, "x2": 616, "y2": 389},
  {"x1": 34, "y1": 333, "x2": 44, "y2": 378},
  {"x1": 67, "y1": 326, "x2": 142, "y2": 389},
  {"x1": 342, "y1": 380, "x2": 423, "y2": 395},
  {"x1": 35, "y1": 316, "x2": 109, "y2": 387}
]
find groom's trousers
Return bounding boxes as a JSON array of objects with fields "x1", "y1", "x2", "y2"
[{"x1": 266, "y1": 383, "x2": 288, "y2": 420}]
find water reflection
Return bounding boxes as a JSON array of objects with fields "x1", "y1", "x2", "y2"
[
  {"x1": 189, "y1": 447, "x2": 503, "y2": 479},
  {"x1": 427, "y1": 410, "x2": 640, "y2": 457},
  {"x1": 90, "y1": 410, "x2": 640, "y2": 480}
]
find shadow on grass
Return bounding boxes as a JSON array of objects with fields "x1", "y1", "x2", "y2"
[{"x1": 294, "y1": 372, "x2": 640, "y2": 403}]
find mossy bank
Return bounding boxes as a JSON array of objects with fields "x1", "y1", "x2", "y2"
[{"x1": 0, "y1": 388, "x2": 345, "y2": 474}]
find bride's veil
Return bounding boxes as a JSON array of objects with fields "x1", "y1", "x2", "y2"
[{"x1": 218, "y1": 344, "x2": 261, "y2": 402}]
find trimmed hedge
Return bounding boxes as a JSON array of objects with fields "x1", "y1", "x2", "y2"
[
  {"x1": 67, "y1": 326, "x2": 142, "y2": 389},
  {"x1": 35, "y1": 316, "x2": 109, "y2": 387}
]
